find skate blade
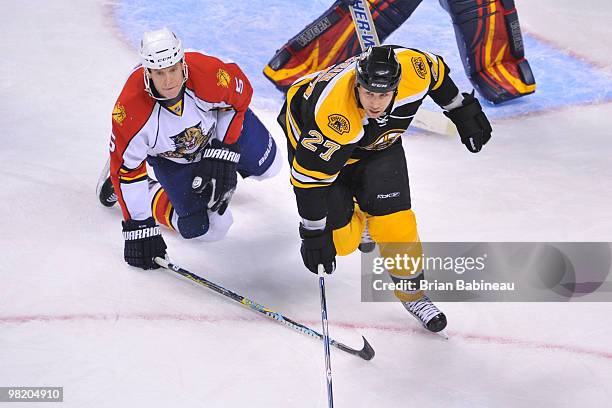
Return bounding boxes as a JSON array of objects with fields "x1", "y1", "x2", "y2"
[{"x1": 435, "y1": 329, "x2": 449, "y2": 340}]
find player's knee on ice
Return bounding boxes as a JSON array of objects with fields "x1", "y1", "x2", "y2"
[
  {"x1": 195, "y1": 209, "x2": 233, "y2": 242},
  {"x1": 175, "y1": 208, "x2": 233, "y2": 241}
]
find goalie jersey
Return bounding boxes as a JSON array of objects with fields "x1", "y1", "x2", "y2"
[{"x1": 278, "y1": 46, "x2": 459, "y2": 221}]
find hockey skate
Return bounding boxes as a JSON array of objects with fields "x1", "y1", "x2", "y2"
[
  {"x1": 96, "y1": 158, "x2": 117, "y2": 207},
  {"x1": 402, "y1": 295, "x2": 447, "y2": 334},
  {"x1": 358, "y1": 219, "x2": 376, "y2": 253},
  {"x1": 98, "y1": 177, "x2": 118, "y2": 207}
]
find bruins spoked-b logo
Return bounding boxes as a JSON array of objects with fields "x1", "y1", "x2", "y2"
[
  {"x1": 411, "y1": 56, "x2": 427, "y2": 80},
  {"x1": 327, "y1": 114, "x2": 350, "y2": 135},
  {"x1": 160, "y1": 122, "x2": 214, "y2": 161}
]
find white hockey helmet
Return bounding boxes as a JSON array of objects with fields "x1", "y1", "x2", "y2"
[
  {"x1": 139, "y1": 27, "x2": 184, "y2": 69},
  {"x1": 139, "y1": 28, "x2": 189, "y2": 100}
]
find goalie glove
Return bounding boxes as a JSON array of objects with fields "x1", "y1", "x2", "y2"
[{"x1": 192, "y1": 139, "x2": 240, "y2": 215}]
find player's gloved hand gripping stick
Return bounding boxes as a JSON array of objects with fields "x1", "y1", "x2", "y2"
[
  {"x1": 122, "y1": 217, "x2": 167, "y2": 270},
  {"x1": 192, "y1": 139, "x2": 240, "y2": 214}
]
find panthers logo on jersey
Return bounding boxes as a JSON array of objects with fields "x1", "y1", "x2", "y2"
[{"x1": 159, "y1": 122, "x2": 214, "y2": 161}]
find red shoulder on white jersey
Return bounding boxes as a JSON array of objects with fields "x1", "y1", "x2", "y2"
[
  {"x1": 108, "y1": 51, "x2": 254, "y2": 221},
  {"x1": 184, "y1": 51, "x2": 253, "y2": 144}
]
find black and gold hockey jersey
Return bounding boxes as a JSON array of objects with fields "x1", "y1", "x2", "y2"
[{"x1": 278, "y1": 46, "x2": 460, "y2": 221}]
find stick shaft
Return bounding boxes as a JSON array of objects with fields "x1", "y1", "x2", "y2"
[
  {"x1": 154, "y1": 257, "x2": 374, "y2": 360},
  {"x1": 348, "y1": 0, "x2": 457, "y2": 136},
  {"x1": 319, "y1": 276, "x2": 334, "y2": 407}
]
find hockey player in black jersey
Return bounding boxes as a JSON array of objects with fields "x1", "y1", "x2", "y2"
[{"x1": 278, "y1": 45, "x2": 492, "y2": 332}]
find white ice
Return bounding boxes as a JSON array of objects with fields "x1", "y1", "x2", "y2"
[{"x1": 1, "y1": 1, "x2": 611, "y2": 407}]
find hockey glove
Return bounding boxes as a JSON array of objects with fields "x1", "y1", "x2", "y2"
[
  {"x1": 192, "y1": 139, "x2": 240, "y2": 215},
  {"x1": 299, "y1": 224, "x2": 336, "y2": 275},
  {"x1": 444, "y1": 91, "x2": 492, "y2": 153},
  {"x1": 122, "y1": 217, "x2": 167, "y2": 270}
]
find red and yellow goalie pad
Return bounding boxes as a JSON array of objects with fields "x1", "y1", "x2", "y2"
[
  {"x1": 441, "y1": 0, "x2": 535, "y2": 104},
  {"x1": 263, "y1": 0, "x2": 421, "y2": 92},
  {"x1": 264, "y1": 0, "x2": 535, "y2": 104}
]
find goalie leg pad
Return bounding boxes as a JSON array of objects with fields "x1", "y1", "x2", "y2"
[
  {"x1": 264, "y1": 0, "x2": 423, "y2": 92},
  {"x1": 440, "y1": 0, "x2": 536, "y2": 104}
]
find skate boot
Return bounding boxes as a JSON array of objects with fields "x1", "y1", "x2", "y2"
[
  {"x1": 97, "y1": 176, "x2": 117, "y2": 207},
  {"x1": 96, "y1": 158, "x2": 117, "y2": 207},
  {"x1": 358, "y1": 219, "x2": 376, "y2": 253},
  {"x1": 402, "y1": 295, "x2": 447, "y2": 333},
  {"x1": 97, "y1": 176, "x2": 159, "y2": 208}
]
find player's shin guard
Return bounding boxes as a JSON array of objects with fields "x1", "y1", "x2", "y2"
[
  {"x1": 150, "y1": 180, "x2": 233, "y2": 241},
  {"x1": 368, "y1": 210, "x2": 424, "y2": 301},
  {"x1": 368, "y1": 210, "x2": 447, "y2": 332},
  {"x1": 440, "y1": 0, "x2": 536, "y2": 103},
  {"x1": 264, "y1": 0, "x2": 422, "y2": 92},
  {"x1": 332, "y1": 205, "x2": 366, "y2": 256},
  {"x1": 149, "y1": 181, "x2": 176, "y2": 231}
]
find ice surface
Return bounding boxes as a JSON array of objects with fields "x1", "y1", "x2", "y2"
[{"x1": 1, "y1": 1, "x2": 611, "y2": 407}]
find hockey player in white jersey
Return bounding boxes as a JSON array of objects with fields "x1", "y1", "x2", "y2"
[{"x1": 98, "y1": 28, "x2": 281, "y2": 269}]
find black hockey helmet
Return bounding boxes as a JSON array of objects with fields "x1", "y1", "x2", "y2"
[{"x1": 355, "y1": 46, "x2": 402, "y2": 93}]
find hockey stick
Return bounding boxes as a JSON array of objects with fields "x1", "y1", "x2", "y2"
[
  {"x1": 319, "y1": 276, "x2": 334, "y2": 407},
  {"x1": 154, "y1": 257, "x2": 375, "y2": 361},
  {"x1": 348, "y1": 0, "x2": 457, "y2": 136}
]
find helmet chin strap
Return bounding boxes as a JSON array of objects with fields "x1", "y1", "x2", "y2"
[{"x1": 143, "y1": 61, "x2": 189, "y2": 101}]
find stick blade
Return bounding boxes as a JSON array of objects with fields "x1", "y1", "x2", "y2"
[
  {"x1": 333, "y1": 335, "x2": 375, "y2": 361},
  {"x1": 358, "y1": 336, "x2": 375, "y2": 360}
]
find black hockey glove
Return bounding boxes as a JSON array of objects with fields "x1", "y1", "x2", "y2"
[
  {"x1": 444, "y1": 91, "x2": 493, "y2": 153},
  {"x1": 299, "y1": 224, "x2": 336, "y2": 275},
  {"x1": 192, "y1": 139, "x2": 240, "y2": 215},
  {"x1": 122, "y1": 217, "x2": 167, "y2": 270}
]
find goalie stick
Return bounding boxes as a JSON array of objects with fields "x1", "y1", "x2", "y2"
[
  {"x1": 348, "y1": 0, "x2": 457, "y2": 136},
  {"x1": 154, "y1": 257, "x2": 375, "y2": 361}
]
